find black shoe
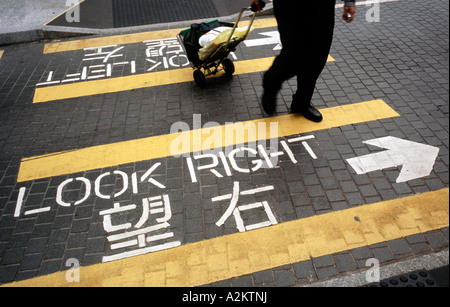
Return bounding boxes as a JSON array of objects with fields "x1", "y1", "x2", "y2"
[
  {"x1": 291, "y1": 104, "x2": 323, "y2": 122},
  {"x1": 261, "y1": 89, "x2": 277, "y2": 116}
]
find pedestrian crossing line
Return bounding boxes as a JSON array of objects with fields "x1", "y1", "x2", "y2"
[
  {"x1": 17, "y1": 99, "x2": 399, "y2": 182},
  {"x1": 3, "y1": 188, "x2": 448, "y2": 287},
  {"x1": 43, "y1": 17, "x2": 279, "y2": 54},
  {"x1": 43, "y1": 1, "x2": 400, "y2": 54},
  {"x1": 32, "y1": 55, "x2": 335, "y2": 104}
]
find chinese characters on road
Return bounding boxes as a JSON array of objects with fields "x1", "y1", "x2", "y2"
[
  {"x1": 13, "y1": 135, "x2": 318, "y2": 262},
  {"x1": 37, "y1": 39, "x2": 237, "y2": 87}
]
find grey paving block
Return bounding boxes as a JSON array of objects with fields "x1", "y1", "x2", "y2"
[
  {"x1": 0, "y1": 0, "x2": 449, "y2": 287},
  {"x1": 274, "y1": 269, "x2": 296, "y2": 287},
  {"x1": 372, "y1": 247, "x2": 395, "y2": 264},
  {"x1": 253, "y1": 269, "x2": 274, "y2": 285},
  {"x1": 425, "y1": 231, "x2": 449, "y2": 250},
  {"x1": 333, "y1": 253, "x2": 357, "y2": 273},
  {"x1": 293, "y1": 260, "x2": 315, "y2": 280},
  {"x1": 231, "y1": 275, "x2": 253, "y2": 287}
]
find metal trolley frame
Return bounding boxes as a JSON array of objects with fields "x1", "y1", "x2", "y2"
[{"x1": 177, "y1": 8, "x2": 257, "y2": 86}]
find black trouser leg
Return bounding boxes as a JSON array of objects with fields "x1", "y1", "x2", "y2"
[
  {"x1": 263, "y1": 0, "x2": 299, "y2": 92},
  {"x1": 293, "y1": 0, "x2": 336, "y2": 108},
  {"x1": 263, "y1": 0, "x2": 336, "y2": 108}
]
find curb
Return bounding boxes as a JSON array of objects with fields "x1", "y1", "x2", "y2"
[
  {"x1": 301, "y1": 249, "x2": 449, "y2": 287},
  {"x1": 0, "y1": 4, "x2": 274, "y2": 46}
]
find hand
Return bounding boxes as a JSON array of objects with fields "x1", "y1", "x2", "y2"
[
  {"x1": 343, "y1": 6, "x2": 356, "y2": 23},
  {"x1": 250, "y1": 0, "x2": 262, "y2": 12}
]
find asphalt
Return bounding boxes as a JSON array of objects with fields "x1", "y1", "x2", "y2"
[
  {"x1": 0, "y1": 0, "x2": 448, "y2": 290},
  {"x1": 0, "y1": 0, "x2": 274, "y2": 46}
]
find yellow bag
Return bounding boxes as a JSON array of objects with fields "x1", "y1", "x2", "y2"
[{"x1": 198, "y1": 26, "x2": 254, "y2": 61}]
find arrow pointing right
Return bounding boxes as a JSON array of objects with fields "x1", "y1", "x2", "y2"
[
  {"x1": 346, "y1": 136, "x2": 440, "y2": 183},
  {"x1": 243, "y1": 31, "x2": 282, "y2": 50}
]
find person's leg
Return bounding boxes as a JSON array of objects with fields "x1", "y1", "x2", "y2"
[
  {"x1": 261, "y1": 0, "x2": 302, "y2": 115},
  {"x1": 291, "y1": 0, "x2": 336, "y2": 121}
]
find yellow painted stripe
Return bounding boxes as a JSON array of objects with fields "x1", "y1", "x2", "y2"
[
  {"x1": 4, "y1": 188, "x2": 448, "y2": 287},
  {"x1": 18, "y1": 99, "x2": 399, "y2": 182},
  {"x1": 33, "y1": 56, "x2": 334, "y2": 103},
  {"x1": 0, "y1": 50, "x2": 4, "y2": 62},
  {"x1": 34, "y1": 65, "x2": 191, "y2": 103},
  {"x1": 43, "y1": 18, "x2": 279, "y2": 54}
]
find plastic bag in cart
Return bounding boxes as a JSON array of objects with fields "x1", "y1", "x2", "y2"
[
  {"x1": 198, "y1": 26, "x2": 254, "y2": 61},
  {"x1": 198, "y1": 26, "x2": 233, "y2": 47}
]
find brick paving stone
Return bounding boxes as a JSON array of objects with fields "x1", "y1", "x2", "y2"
[
  {"x1": 316, "y1": 266, "x2": 338, "y2": 280},
  {"x1": 425, "y1": 231, "x2": 449, "y2": 250},
  {"x1": 333, "y1": 253, "x2": 357, "y2": 273},
  {"x1": 253, "y1": 269, "x2": 274, "y2": 285},
  {"x1": 231, "y1": 275, "x2": 253, "y2": 287},
  {"x1": 293, "y1": 260, "x2": 315, "y2": 281},
  {"x1": 372, "y1": 247, "x2": 395, "y2": 264},
  {"x1": 388, "y1": 238, "x2": 412, "y2": 256},
  {"x1": 442, "y1": 228, "x2": 450, "y2": 241},
  {"x1": 0, "y1": 0, "x2": 448, "y2": 287},
  {"x1": 274, "y1": 270, "x2": 296, "y2": 287}
]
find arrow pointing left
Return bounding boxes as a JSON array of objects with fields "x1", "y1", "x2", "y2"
[{"x1": 346, "y1": 136, "x2": 440, "y2": 183}]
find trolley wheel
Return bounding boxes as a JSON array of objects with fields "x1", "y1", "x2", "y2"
[
  {"x1": 222, "y1": 58, "x2": 235, "y2": 76},
  {"x1": 193, "y1": 69, "x2": 206, "y2": 87}
]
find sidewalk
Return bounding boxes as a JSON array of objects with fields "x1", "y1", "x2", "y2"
[
  {"x1": 0, "y1": 0, "x2": 273, "y2": 46},
  {"x1": 0, "y1": 0, "x2": 68, "y2": 45},
  {"x1": 0, "y1": 0, "x2": 448, "y2": 288}
]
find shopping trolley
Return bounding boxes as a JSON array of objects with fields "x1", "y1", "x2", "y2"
[{"x1": 177, "y1": 7, "x2": 259, "y2": 86}]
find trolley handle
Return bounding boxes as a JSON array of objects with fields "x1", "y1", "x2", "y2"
[{"x1": 225, "y1": 6, "x2": 259, "y2": 47}]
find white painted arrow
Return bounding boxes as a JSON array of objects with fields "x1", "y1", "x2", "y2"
[
  {"x1": 346, "y1": 136, "x2": 439, "y2": 183},
  {"x1": 244, "y1": 31, "x2": 282, "y2": 51}
]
